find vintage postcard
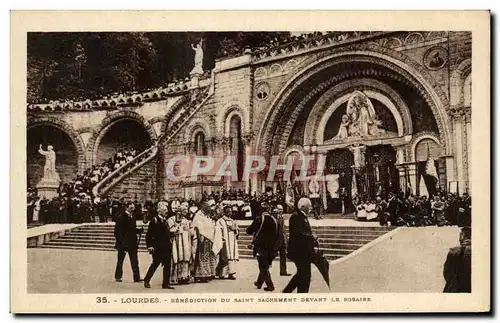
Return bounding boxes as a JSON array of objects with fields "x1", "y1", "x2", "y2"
[{"x1": 10, "y1": 10, "x2": 490, "y2": 313}]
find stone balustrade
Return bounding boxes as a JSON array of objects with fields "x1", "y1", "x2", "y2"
[
  {"x1": 27, "y1": 74, "x2": 212, "y2": 113},
  {"x1": 92, "y1": 86, "x2": 213, "y2": 197}
]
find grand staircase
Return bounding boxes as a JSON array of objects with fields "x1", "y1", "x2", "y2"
[
  {"x1": 40, "y1": 224, "x2": 393, "y2": 261},
  {"x1": 92, "y1": 86, "x2": 213, "y2": 198}
]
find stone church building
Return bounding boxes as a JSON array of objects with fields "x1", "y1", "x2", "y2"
[{"x1": 27, "y1": 31, "x2": 472, "y2": 206}]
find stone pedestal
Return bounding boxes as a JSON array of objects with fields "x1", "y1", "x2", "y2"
[
  {"x1": 36, "y1": 178, "x2": 60, "y2": 200},
  {"x1": 190, "y1": 73, "x2": 201, "y2": 88}
]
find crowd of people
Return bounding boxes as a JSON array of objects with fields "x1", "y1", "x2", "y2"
[
  {"x1": 114, "y1": 196, "x2": 291, "y2": 290},
  {"x1": 353, "y1": 191, "x2": 472, "y2": 227},
  {"x1": 28, "y1": 77, "x2": 195, "y2": 106},
  {"x1": 27, "y1": 182, "x2": 287, "y2": 226}
]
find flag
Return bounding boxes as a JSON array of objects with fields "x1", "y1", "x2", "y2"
[
  {"x1": 425, "y1": 144, "x2": 439, "y2": 192},
  {"x1": 351, "y1": 172, "x2": 358, "y2": 199},
  {"x1": 419, "y1": 173, "x2": 429, "y2": 197},
  {"x1": 425, "y1": 157, "x2": 439, "y2": 180}
]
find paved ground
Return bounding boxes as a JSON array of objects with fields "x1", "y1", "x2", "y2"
[
  {"x1": 28, "y1": 226, "x2": 459, "y2": 294},
  {"x1": 28, "y1": 250, "x2": 330, "y2": 293}
]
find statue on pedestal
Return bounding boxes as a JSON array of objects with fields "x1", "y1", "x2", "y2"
[
  {"x1": 36, "y1": 144, "x2": 60, "y2": 200},
  {"x1": 38, "y1": 144, "x2": 60, "y2": 181},
  {"x1": 349, "y1": 144, "x2": 366, "y2": 169},
  {"x1": 190, "y1": 38, "x2": 204, "y2": 76}
]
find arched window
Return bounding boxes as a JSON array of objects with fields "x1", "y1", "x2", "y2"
[
  {"x1": 229, "y1": 115, "x2": 244, "y2": 181},
  {"x1": 194, "y1": 131, "x2": 207, "y2": 156}
]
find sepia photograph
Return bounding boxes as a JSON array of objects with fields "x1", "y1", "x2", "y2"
[{"x1": 11, "y1": 10, "x2": 490, "y2": 313}]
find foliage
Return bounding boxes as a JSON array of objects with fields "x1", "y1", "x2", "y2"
[{"x1": 27, "y1": 32, "x2": 290, "y2": 103}]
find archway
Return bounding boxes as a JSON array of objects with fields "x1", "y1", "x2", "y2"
[
  {"x1": 27, "y1": 125, "x2": 79, "y2": 188},
  {"x1": 256, "y1": 49, "x2": 451, "y2": 158},
  {"x1": 95, "y1": 119, "x2": 152, "y2": 165}
]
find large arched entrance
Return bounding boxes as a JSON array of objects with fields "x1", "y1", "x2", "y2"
[
  {"x1": 27, "y1": 125, "x2": 79, "y2": 188},
  {"x1": 256, "y1": 50, "x2": 450, "y2": 208},
  {"x1": 94, "y1": 119, "x2": 152, "y2": 165}
]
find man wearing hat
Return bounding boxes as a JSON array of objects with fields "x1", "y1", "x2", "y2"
[
  {"x1": 114, "y1": 201, "x2": 143, "y2": 283},
  {"x1": 246, "y1": 209, "x2": 278, "y2": 291},
  {"x1": 144, "y1": 201, "x2": 174, "y2": 289},
  {"x1": 443, "y1": 227, "x2": 471, "y2": 293}
]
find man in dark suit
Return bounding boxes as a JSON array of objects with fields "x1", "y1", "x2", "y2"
[
  {"x1": 246, "y1": 210, "x2": 278, "y2": 291},
  {"x1": 443, "y1": 227, "x2": 471, "y2": 293},
  {"x1": 114, "y1": 201, "x2": 143, "y2": 283},
  {"x1": 283, "y1": 197, "x2": 316, "y2": 293},
  {"x1": 272, "y1": 204, "x2": 290, "y2": 276},
  {"x1": 386, "y1": 192, "x2": 398, "y2": 226},
  {"x1": 143, "y1": 201, "x2": 174, "y2": 289}
]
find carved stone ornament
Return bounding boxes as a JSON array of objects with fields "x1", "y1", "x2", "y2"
[{"x1": 423, "y1": 46, "x2": 448, "y2": 71}]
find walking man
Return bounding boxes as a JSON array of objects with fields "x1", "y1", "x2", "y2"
[
  {"x1": 114, "y1": 201, "x2": 143, "y2": 283},
  {"x1": 246, "y1": 210, "x2": 278, "y2": 291},
  {"x1": 143, "y1": 201, "x2": 174, "y2": 289},
  {"x1": 283, "y1": 197, "x2": 315, "y2": 293}
]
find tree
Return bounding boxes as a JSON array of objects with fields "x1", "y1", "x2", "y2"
[{"x1": 27, "y1": 32, "x2": 290, "y2": 103}]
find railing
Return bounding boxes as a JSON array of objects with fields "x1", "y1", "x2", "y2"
[
  {"x1": 92, "y1": 86, "x2": 213, "y2": 197},
  {"x1": 92, "y1": 145, "x2": 159, "y2": 197}
]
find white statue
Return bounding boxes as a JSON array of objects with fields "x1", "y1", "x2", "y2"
[
  {"x1": 349, "y1": 144, "x2": 366, "y2": 168},
  {"x1": 190, "y1": 39, "x2": 204, "y2": 75},
  {"x1": 308, "y1": 175, "x2": 320, "y2": 199},
  {"x1": 334, "y1": 114, "x2": 350, "y2": 139},
  {"x1": 345, "y1": 91, "x2": 386, "y2": 137},
  {"x1": 38, "y1": 144, "x2": 59, "y2": 181}
]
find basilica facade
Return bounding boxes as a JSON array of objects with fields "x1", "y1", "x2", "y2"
[{"x1": 27, "y1": 31, "x2": 472, "y2": 206}]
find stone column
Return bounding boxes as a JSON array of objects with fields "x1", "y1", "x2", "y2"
[
  {"x1": 222, "y1": 137, "x2": 233, "y2": 188},
  {"x1": 395, "y1": 164, "x2": 407, "y2": 193},
  {"x1": 207, "y1": 137, "x2": 218, "y2": 195},
  {"x1": 407, "y1": 163, "x2": 417, "y2": 195},
  {"x1": 451, "y1": 107, "x2": 470, "y2": 194},
  {"x1": 394, "y1": 145, "x2": 406, "y2": 191},
  {"x1": 316, "y1": 150, "x2": 328, "y2": 211},
  {"x1": 444, "y1": 156, "x2": 455, "y2": 192},
  {"x1": 465, "y1": 110, "x2": 472, "y2": 193},
  {"x1": 241, "y1": 132, "x2": 254, "y2": 194},
  {"x1": 349, "y1": 144, "x2": 366, "y2": 196}
]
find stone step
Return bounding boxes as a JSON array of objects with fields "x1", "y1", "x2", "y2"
[
  {"x1": 318, "y1": 247, "x2": 352, "y2": 255},
  {"x1": 72, "y1": 227, "x2": 391, "y2": 234},
  {"x1": 63, "y1": 232, "x2": 378, "y2": 244},
  {"x1": 41, "y1": 242, "x2": 347, "y2": 261},
  {"x1": 41, "y1": 223, "x2": 392, "y2": 261}
]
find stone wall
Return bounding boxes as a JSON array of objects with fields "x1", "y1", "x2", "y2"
[{"x1": 107, "y1": 161, "x2": 157, "y2": 201}]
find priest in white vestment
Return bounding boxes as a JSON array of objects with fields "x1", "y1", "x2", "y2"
[
  {"x1": 167, "y1": 202, "x2": 194, "y2": 284},
  {"x1": 215, "y1": 205, "x2": 239, "y2": 279}
]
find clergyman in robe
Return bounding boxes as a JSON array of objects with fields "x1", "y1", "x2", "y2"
[
  {"x1": 215, "y1": 205, "x2": 239, "y2": 279},
  {"x1": 167, "y1": 202, "x2": 194, "y2": 285},
  {"x1": 191, "y1": 202, "x2": 217, "y2": 283}
]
